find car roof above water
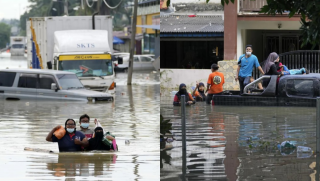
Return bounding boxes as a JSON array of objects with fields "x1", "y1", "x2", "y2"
[{"x1": 0, "y1": 68, "x2": 75, "y2": 75}]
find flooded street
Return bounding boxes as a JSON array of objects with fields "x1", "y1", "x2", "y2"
[
  {"x1": 161, "y1": 98, "x2": 318, "y2": 181},
  {"x1": 0, "y1": 55, "x2": 160, "y2": 180}
]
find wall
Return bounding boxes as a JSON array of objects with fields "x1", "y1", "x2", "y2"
[
  {"x1": 237, "y1": 20, "x2": 301, "y2": 59},
  {"x1": 160, "y1": 61, "x2": 239, "y2": 96},
  {"x1": 245, "y1": 30, "x2": 263, "y2": 61},
  {"x1": 172, "y1": 0, "x2": 220, "y2": 3}
]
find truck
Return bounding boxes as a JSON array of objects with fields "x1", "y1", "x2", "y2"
[
  {"x1": 10, "y1": 36, "x2": 26, "y2": 56},
  {"x1": 212, "y1": 74, "x2": 320, "y2": 107},
  {"x1": 27, "y1": 16, "x2": 120, "y2": 93}
]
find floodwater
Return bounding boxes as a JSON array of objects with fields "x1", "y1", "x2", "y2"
[
  {"x1": 0, "y1": 55, "x2": 160, "y2": 180},
  {"x1": 161, "y1": 98, "x2": 319, "y2": 181}
]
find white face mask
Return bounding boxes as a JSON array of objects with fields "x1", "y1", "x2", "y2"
[{"x1": 246, "y1": 52, "x2": 252, "y2": 56}]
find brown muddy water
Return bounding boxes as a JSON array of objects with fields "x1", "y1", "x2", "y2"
[
  {"x1": 161, "y1": 97, "x2": 319, "y2": 181},
  {"x1": 0, "y1": 55, "x2": 160, "y2": 180}
]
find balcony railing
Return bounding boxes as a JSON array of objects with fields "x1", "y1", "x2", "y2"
[{"x1": 239, "y1": 0, "x2": 267, "y2": 12}]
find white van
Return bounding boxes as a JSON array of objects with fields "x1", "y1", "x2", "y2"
[{"x1": 0, "y1": 69, "x2": 113, "y2": 102}]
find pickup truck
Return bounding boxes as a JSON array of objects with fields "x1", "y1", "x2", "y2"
[{"x1": 212, "y1": 74, "x2": 320, "y2": 107}]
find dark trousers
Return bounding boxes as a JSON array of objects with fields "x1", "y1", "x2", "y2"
[
  {"x1": 238, "y1": 76, "x2": 247, "y2": 95},
  {"x1": 206, "y1": 92, "x2": 223, "y2": 104}
]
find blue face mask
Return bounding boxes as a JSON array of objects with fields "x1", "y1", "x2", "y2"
[
  {"x1": 67, "y1": 128, "x2": 75, "y2": 133},
  {"x1": 81, "y1": 123, "x2": 89, "y2": 128}
]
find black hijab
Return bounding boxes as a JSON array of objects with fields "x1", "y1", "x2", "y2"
[
  {"x1": 88, "y1": 127, "x2": 109, "y2": 151},
  {"x1": 175, "y1": 83, "x2": 189, "y2": 102}
]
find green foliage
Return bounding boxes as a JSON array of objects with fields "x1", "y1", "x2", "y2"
[{"x1": 0, "y1": 23, "x2": 11, "y2": 48}]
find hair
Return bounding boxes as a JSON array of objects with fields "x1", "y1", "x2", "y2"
[
  {"x1": 246, "y1": 45, "x2": 253, "y2": 49},
  {"x1": 65, "y1": 119, "x2": 76, "y2": 126},
  {"x1": 79, "y1": 114, "x2": 90, "y2": 123}
]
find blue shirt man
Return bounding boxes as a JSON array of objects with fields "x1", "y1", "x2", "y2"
[{"x1": 235, "y1": 45, "x2": 265, "y2": 95}]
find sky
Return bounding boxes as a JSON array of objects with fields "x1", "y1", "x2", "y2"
[{"x1": 0, "y1": 0, "x2": 31, "y2": 20}]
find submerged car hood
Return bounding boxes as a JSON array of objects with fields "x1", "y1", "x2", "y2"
[{"x1": 62, "y1": 88, "x2": 112, "y2": 97}]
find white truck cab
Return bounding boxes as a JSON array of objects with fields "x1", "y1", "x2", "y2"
[{"x1": 50, "y1": 30, "x2": 115, "y2": 93}]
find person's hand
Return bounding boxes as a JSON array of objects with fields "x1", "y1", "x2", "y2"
[
  {"x1": 74, "y1": 138, "x2": 82, "y2": 145},
  {"x1": 235, "y1": 76, "x2": 238, "y2": 82},
  {"x1": 196, "y1": 83, "x2": 199, "y2": 88},
  {"x1": 54, "y1": 125, "x2": 61, "y2": 131},
  {"x1": 106, "y1": 135, "x2": 114, "y2": 140},
  {"x1": 205, "y1": 89, "x2": 208, "y2": 93},
  {"x1": 188, "y1": 101, "x2": 193, "y2": 104}
]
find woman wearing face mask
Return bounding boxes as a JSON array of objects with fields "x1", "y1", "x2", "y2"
[
  {"x1": 87, "y1": 127, "x2": 116, "y2": 151},
  {"x1": 173, "y1": 83, "x2": 195, "y2": 106},
  {"x1": 46, "y1": 119, "x2": 87, "y2": 152}
]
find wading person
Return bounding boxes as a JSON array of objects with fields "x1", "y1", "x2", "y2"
[
  {"x1": 205, "y1": 64, "x2": 225, "y2": 104},
  {"x1": 78, "y1": 114, "x2": 94, "y2": 139},
  {"x1": 173, "y1": 83, "x2": 195, "y2": 106},
  {"x1": 235, "y1": 45, "x2": 264, "y2": 95},
  {"x1": 262, "y1": 52, "x2": 283, "y2": 87},
  {"x1": 87, "y1": 127, "x2": 116, "y2": 151},
  {"x1": 192, "y1": 82, "x2": 207, "y2": 102},
  {"x1": 46, "y1": 119, "x2": 87, "y2": 152}
]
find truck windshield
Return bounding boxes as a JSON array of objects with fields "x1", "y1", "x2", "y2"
[
  {"x1": 58, "y1": 59, "x2": 113, "y2": 77},
  {"x1": 56, "y1": 74, "x2": 84, "y2": 90},
  {"x1": 12, "y1": 44, "x2": 24, "y2": 49}
]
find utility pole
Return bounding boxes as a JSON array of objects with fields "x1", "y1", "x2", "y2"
[
  {"x1": 64, "y1": 0, "x2": 68, "y2": 15},
  {"x1": 127, "y1": 0, "x2": 138, "y2": 85}
]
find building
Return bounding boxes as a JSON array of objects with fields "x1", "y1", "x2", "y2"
[
  {"x1": 137, "y1": 0, "x2": 160, "y2": 57},
  {"x1": 160, "y1": 0, "x2": 224, "y2": 69},
  {"x1": 224, "y1": 0, "x2": 312, "y2": 61}
]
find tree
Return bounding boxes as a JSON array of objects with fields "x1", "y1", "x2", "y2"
[
  {"x1": 219, "y1": 0, "x2": 318, "y2": 49},
  {"x1": 0, "y1": 23, "x2": 11, "y2": 48}
]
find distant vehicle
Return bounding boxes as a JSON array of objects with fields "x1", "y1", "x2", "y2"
[
  {"x1": 0, "y1": 69, "x2": 114, "y2": 102},
  {"x1": 10, "y1": 36, "x2": 26, "y2": 56},
  {"x1": 114, "y1": 53, "x2": 155, "y2": 70}
]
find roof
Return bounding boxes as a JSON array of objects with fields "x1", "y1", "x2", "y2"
[
  {"x1": 160, "y1": 15, "x2": 224, "y2": 33},
  {"x1": 0, "y1": 68, "x2": 75, "y2": 75}
]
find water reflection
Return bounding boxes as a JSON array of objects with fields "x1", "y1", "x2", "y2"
[
  {"x1": 46, "y1": 153, "x2": 117, "y2": 177},
  {"x1": 160, "y1": 100, "x2": 317, "y2": 181},
  {"x1": 0, "y1": 70, "x2": 160, "y2": 180}
]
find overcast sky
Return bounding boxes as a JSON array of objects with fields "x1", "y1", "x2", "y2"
[{"x1": 0, "y1": 0, "x2": 31, "y2": 20}]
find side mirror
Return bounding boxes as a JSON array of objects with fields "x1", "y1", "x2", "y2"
[
  {"x1": 118, "y1": 57, "x2": 123, "y2": 64},
  {"x1": 47, "y1": 61, "x2": 52, "y2": 69},
  {"x1": 51, "y1": 83, "x2": 58, "y2": 92}
]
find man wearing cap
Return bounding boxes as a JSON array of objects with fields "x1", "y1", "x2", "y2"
[
  {"x1": 235, "y1": 45, "x2": 264, "y2": 95},
  {"x1": 205, "y1": 64, "x2": 225, "y2": 104}
]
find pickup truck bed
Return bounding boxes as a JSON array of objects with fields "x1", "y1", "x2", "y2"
[{"x1": 212, "y1": 74, "x2": 320, "y2": 107}]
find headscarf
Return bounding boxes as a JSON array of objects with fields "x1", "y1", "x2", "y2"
[
  {"x1": 262, "y1": 52, "x2": 279, "y2": 74},
  {"x1": 197, "y1": 82, "x2": 206, "y2": 99},
  {"x1": 175, "y1": 83, "x2": 189, "y2": 102},
  {"x1": 88, "y1": 127, "x2": 105, "y2": 150}
]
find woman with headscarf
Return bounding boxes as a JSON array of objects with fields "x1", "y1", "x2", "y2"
[
  {"x1": 192, "y1": 82, "x2": 207, "y2": 102},
  {"x1": 173, "y1": 83, "x2": 195, "y2": 106},
  {"x1": 87, "y1": 127, "x2": 116, "y2": 151},
  {"x1": 262, "y1": 52, "x2": 283, "y2": 87}
]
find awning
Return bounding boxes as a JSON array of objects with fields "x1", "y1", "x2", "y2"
[
  {"x1": 136, "y1": 25, "x2": 160, "y2": 30},
  {"x1": 113, "y1": 36, "x2": 125, "y2": 44}
]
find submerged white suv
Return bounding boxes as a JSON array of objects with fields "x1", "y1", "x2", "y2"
[{"x1": 0, "y1": 69, "x2": 113, "y2": 102}]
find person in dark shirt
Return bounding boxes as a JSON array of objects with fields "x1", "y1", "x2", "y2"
[
  {"x1": 46, "y1": 119, "x2": 87, "y2": 152},
  {"x1": 173, "y1": 83, "x2": 195, "y2": 106},
  {"x1": 87, "y1": 127, "x2": 116, "y2": 151},
  {"x1": 262, "y1": 52, "x2": 284, "y2": 87}
]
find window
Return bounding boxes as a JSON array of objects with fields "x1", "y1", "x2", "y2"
[
  {"x1": 0, "y1": 72, "x2": 16, "y2": 87},
  {"x1": 134, "y1": 57, "x2": 139, "y2": 62},
  {"x1": 18, "y1": 74, "x2": 37, "y2": 88},
  {"x1": 39, "y1": 74, "x2": 56, "y2": 89},
  {"x1": 286, "y1": 79, "x2": 314, "y2": 97},
  {"x1": 12, "y1": 44, "x2": 24, "y2": 49},
  {"x1": 56, "y1": 74, "x2": 84, "y2": 90},
  {"x1": 141, "y1": 57, "x2": 152, "y2": 62}
]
